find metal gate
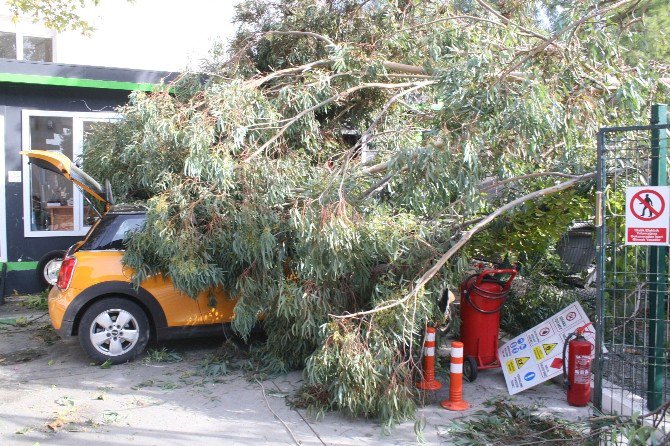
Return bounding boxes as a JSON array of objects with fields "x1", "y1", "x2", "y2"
[{"x1": 595, "y1": 104, "x2": 670, "y2": 414}]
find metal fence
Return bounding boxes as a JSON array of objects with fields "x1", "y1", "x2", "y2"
[{"x1": 594, "y1": 105, "x2": 670, "y2": 417}]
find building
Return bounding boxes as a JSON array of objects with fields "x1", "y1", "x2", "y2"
[{"x1": 0, "y1": 20, "x2": 175, "y2": 295}]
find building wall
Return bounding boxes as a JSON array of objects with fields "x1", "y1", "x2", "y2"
[
  {"x1": 0, "y1": 82, "x2": 130, "y2": 294},
  {"x1": 0, "y1": 0, "x2": 196, "y2": 295}
]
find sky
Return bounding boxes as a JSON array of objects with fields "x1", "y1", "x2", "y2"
[
  {"x1": 62, "y1": 0, "x2": 239, "y2": 71},
  {"x1": 2, "y1": 0, "x2": 239, "y2": 72}
]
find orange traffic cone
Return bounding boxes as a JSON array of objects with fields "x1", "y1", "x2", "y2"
[
  {"x1": 416, "y1": 326, "x2": 442, "y2": 391},
  {"x1": 441, "y1": 341, "x2": 470, "y2": 411}
]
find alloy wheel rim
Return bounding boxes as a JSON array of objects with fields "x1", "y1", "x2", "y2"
[{"x1": 89, "y1": 309, "x2": 140, "y2": 356}]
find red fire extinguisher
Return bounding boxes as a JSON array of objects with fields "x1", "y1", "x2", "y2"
[
  {"x1": 459, "y1": 268, "x2": 517, "y2": 382},
  {"x1": 562, "y1": 323, "x2": 593, "y2": 407}
]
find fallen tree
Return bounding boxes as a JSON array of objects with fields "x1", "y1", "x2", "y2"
[
  {"x1": 83, "y1": 0, "x2": 669, "y2": 425},
  {"x1": 335, "y1": 171, "x2": 597, "y2": 320}
]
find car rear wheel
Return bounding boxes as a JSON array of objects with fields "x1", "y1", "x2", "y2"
[
  {"x1": 79, "y1": 298, "x2": 150, "y2": 364},
  {"x1": 37, "y1": 250, "x2": 66, "y2": 288}
]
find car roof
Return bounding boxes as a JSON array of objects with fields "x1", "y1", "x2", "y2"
[{"x1": 107, "y1": 204, "x2": 147, "y2": 215}]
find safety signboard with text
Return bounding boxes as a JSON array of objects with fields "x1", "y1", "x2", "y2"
[
  {"x1": 625, "y1": 186, "x2": 670, "y2": 246},
  {"x1": 498, "y1": 302, "x2": 595, "y2": 395}
]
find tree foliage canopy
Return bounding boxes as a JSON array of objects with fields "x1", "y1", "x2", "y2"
[
  {"x1": 83, "y1": 0, "x2": 669, "y2": 425},
  {"x1": 6, "y1": 0, "x2": 101, "y2": 33}
]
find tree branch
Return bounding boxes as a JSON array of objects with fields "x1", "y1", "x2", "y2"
[
  {"x1": 480, "y1": 171, "x2": 582, "y2": 191},
  {"x1": 326, "y1": 82, "x2": 432, "y2": 199},
  {"x1": 349, "y1": 82, "x2": 432, "y2": 157},
  {"x1": 395, "y1": 14, "x2": 503, "y2": 36},
  {"x1": 246, "y1": 59, "x2": 332, "y2": 89},
  {"x1": 333, "y1": 171, "x2": 596, "y2": 319},
  {"x1": 381, "y1": 61, "x2": 428, "y2": 75},
  {"x1": 243, "y1": 81, "x2": 436, "y2": 162},
  {"x1": 495, "y1": 0, "x2": 635, "y2": 86},
  {"x1": 227, "y1": 29, "x2": 337, "y2": 71},
  {"x1": 474, "y1": 0, "x2": 551, "y2": 42},
  {"x1": 362, "y1": 158, "x2": 394, "y2": 175},
  {"x1": 265, "y1": 30, "x2": 337, "y2": 48},
  {"x1": 359, "y1": 170, "x2": 398, "y2": 199},
  {"x1": 443, "y1": 171, "x2": 585, "y2": 213}
]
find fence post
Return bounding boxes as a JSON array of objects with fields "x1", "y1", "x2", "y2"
[
  {"x1": 647, "y1": 104, "x2": 668, "y2": 411},
  {"x1": 594, "y1": 130, "x2": 606, "y2": 410}
]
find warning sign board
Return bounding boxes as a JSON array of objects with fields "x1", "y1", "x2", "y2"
[
  {"x1": 498, "y1": 302, "x2": 597, "y2": 395},
  {"x1": 625, "y1": 186, "x2": 670, "y2": 246}
]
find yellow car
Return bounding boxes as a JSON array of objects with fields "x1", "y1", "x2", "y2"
[{"x1": 23, "y1": 151, "x2": 237, "y2": 364}]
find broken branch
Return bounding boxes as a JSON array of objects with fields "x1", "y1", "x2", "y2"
[{"x1": 334, "y1": 171, "x2": 596, "y2": 319}]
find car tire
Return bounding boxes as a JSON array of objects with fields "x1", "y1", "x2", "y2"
[
  {"x1": 36, "y1": 250, "x2": 66, "y2": 289},
  {"x1": 78, "y1": 297, "x2": 150, "y2": 364}
]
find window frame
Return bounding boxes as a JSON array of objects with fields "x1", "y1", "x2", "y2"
[
  {"x1": 0, "y1": 30, "x2": 18, "y2": 60},
  {"x1": 22, "y1": 110, "x2": 120, "y2": 238},
  {"x1": 21, "y1": 34, "x2": 54, "y2": 62},
  {"x1": 0, "y1": 28, "x2": 56, "y2": 62},
  {"x1": 0, "y1": 115, "x2": 7, "y2": 262},
  {"x1": 80, "y1": 213, "x2": 146, "y2": 251}
]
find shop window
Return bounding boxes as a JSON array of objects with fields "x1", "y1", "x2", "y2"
[{"x1": 22, "y1": 111, "x2": 118, "y2": 237}]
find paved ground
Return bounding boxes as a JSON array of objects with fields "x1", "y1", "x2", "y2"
[{"x1": 0, "y1": 296, "x2": 591, "y2": 445}]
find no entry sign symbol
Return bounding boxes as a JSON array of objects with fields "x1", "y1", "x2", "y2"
[
  {"x1": 629, "y1": 189, "x2": 665, "y2": 221},
  {"x1": 625, "y1": 186, "x2": 670, "y2": 246}
]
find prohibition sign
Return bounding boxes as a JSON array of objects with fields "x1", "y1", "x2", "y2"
[{"x1": 630, "y1": 189, "x2": 665, "y2": 221}]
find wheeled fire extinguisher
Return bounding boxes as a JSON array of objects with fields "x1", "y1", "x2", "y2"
[
  {"x1": 459, "y1": 269, "x2": 517, "y2": 382},
  {"x1": 562, "y1": 323, "x2": 593, "y2": 407}
]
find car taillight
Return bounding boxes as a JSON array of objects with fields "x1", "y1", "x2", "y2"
[{"x1": 56, "y1": 256, "x2": 77, "y2": 290}]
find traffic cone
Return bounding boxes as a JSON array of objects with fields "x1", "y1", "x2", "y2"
[
  {"x1": 416, "y1": 326, "x2": 442, "y2": 391},
  {"x1": 441, "y1": 341, "x2": 470, "y2": 411}
]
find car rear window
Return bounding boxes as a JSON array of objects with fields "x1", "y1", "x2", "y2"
[{"x1": 80, "y1": 214, "x2": 145, "y2": 251}]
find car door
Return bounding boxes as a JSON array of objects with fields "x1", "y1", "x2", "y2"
[{"x1": 195, "y1": 287, "x2": 237, "y2": 325}]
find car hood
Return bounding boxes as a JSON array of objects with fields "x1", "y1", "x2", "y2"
[{"x1": 21, "y1": 150, "x2": 110, "y2": 207}]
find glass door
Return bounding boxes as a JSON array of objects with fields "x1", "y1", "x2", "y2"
[{"x1": 22, "y1": 111, "x2": 119, "y2": 238}]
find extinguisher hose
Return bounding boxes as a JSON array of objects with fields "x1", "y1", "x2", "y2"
[
  {"x1": 463, "y1": 289, "x2": 506, "y2": 314},
  {"x1": 562, "y1": 332, "x2": 577, "y2": 389},
  {"x1": 463, "y1": 274, "x2": 510, "y2": 314}
]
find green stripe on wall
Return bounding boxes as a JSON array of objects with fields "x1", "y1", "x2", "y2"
[
  {"x1": 5, "y1": 261, "x2": 39, "y2": 272},
  {"x1": 0, "y1": 72, "x2": 163, "y2": 92}
]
